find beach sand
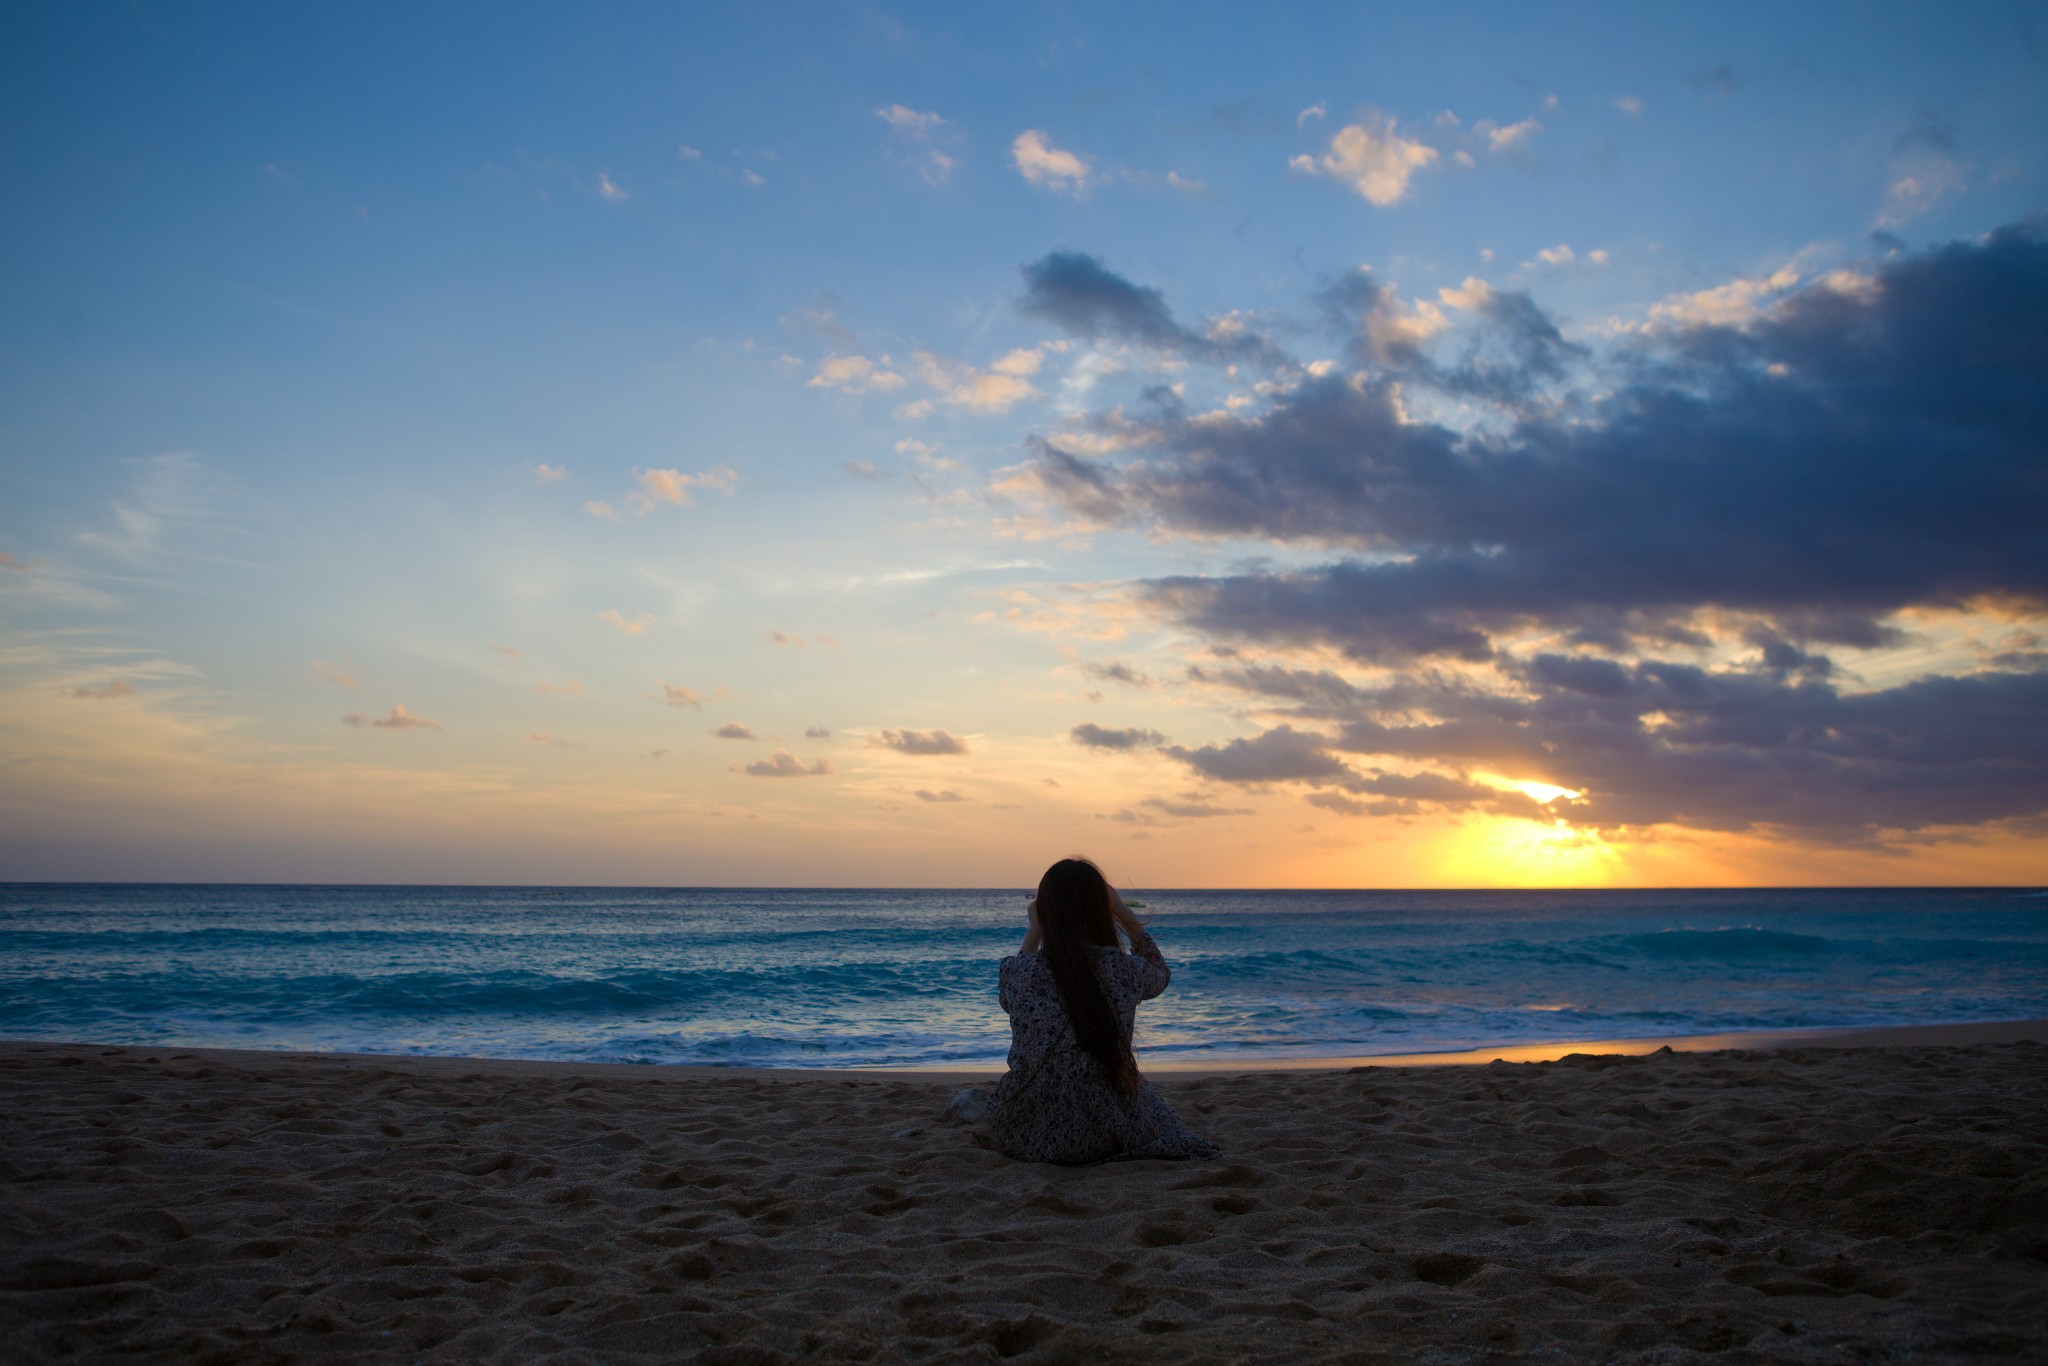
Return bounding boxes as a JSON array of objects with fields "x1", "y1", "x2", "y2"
[{"x1": 4, "y1": 1033, "x2": 2045, "y2": 1363}]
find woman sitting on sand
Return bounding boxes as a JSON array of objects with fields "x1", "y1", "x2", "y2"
[{"x1": 985, "y1": 857, "x2": 1220, "y2": 1164}]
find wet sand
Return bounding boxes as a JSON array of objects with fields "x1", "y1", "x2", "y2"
[{"x1": 4, "y1": 1033, "x2": 2045, "y2": 1362}]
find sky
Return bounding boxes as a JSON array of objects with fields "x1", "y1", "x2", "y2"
[{"x1": 2, "y1": 1, "x2": 2045, "y2": 888}]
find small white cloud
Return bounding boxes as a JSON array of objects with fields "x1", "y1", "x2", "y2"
[
  {"x1": 1437, "y1": 277, "x2": 1494, "y2": 311},
  {"x1": 1530, "y1": 244, "x2": 1576, "y2": 267},
  {"x1": 1012, "y1": 130, "x2": 1091, "y2": 195},
  {"x1": 1588, "y1": 248, "x2": 1610, "y2": 265},
  {"x1": 1164, "y1": 170, "x2": 1207, "y2": 195},
  {"x1": 910, "y1": 349, "x2": 1042, "y2": 414},
  {"x1": 744, "y1": 749, "x2": 834, "y2": 777},
  {"x1": 740, "y1": 169, "x2": 767, "y2": 188},
  {"x1": 808, "y1": 354, "x2": 907, "y2": 393},
  {"x1": 657, "y1": 681, "x2": 703, "y2": 709},
  {"x1": 599, "y1": 609, "x2": 655, "y2": 635},
  {"x1": 1614, "y1": 95, "x2": 1643, "y2": 117},
  {"x1": 1294, "y1": 115, "x2": 1439, "y2": 206},
  {"x1": 584, "y1": 500, "x2": 620, "y2": 520},
  {"x1": 310, "y1": 659, "x2": 360, "y2": 689},
  {"x1": 842, "y1": 459, "x2": 887, "y2": 481},
  {"x1": 534, "y1": 463, "x2": 568, "y2": 483},
  {"x1": 597, "y1": 173, "x2": 627, "y2": 203},
  {"x1": 1477, "y1": 117, "x2": 1541, "y2": 153},
  {"x1": 1648, "y1": 264, "x2": 1802, "y2": 328},
  {"x1": 876, "y1": 104, "x2": 956, "y2": 186},
  {"x1": 628, "y1": 466, "x2": 738, "y2": 515},
  {"x1": 1297, "y1": 102, "x2": 1327, "y2": 126},
  {"x1": 678, "y1": 144, "x2": 704, "y2": 161},
  {"x1": 342, "y1": 703, "x2": 441, "y2": 731}
]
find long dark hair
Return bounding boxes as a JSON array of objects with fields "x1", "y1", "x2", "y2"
[{"x1": 1036, "y1": 857, "x2": 1139, "y2": 1096}]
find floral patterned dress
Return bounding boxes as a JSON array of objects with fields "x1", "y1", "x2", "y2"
[{"x1": 985, "y1": 929, "x2": 1221, "y2": 1165}]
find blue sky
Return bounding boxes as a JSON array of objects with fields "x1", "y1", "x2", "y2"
[{"x1": 2, "y1": 1, "x2": 2044, "y2": 886}]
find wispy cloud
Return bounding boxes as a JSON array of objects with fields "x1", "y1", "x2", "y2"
[
  {"x1": 491, "y1": 644, "x2": 522, "y2": 660},
  {"x1": 871, "y1": 727, "x2": 969, "y2": 755},
  {"x1": 534, "y1": 680, "x2": 583, "y2": 696},
  {"x1": 743, "y1": 749, "x2": 834, "y2": 777},
  {"x1": 628, "y1": 466, "x2": 738, "y2": 514},
  {"x1": 808, "y1": 354, "x2": 907, "y2": 393},
  {"x1": 876, "y1": 104, "x2": 956, "y2": 185},
  {"x1": 599, "y1": 609, "x2": 655, "y2": 635},
  {"x1": 657, "y1": 681, "x2": 703, "y2": 709},
  {"x1": 69, "y1": 680, "x2": 134, "y2": 700},
  {"x1": 767, "y1": 630, "x2": 805, "y2": 647},
  {"x1": 533, "y1": 464, "x2": 568, "y2": 483},
  {"x1": 342, "y1": 703, "x2": 441, "y2": 731},
  {"x1": 1012, "y1": 129, "x2": 1092, "y2": 195},
  {"x1": 597, "y1": 172, "x2": 627, "y2": 203},
  {"x1": 0, "y1": 552, "x2": 34, "y2": 571},
  {"x1": 1072, "y1": 722, "x2": 1165, "y2": 750},
  {"x1": 310, "y1": 659, "x2": 359, "y2": 689},
  {"x1": 915, "y1": 788, "x2": 968, "y2": 803}
]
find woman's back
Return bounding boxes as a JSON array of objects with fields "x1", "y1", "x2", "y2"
[{"x1": 986, "y1": 905, "x2": 1218, "y2": 1165}]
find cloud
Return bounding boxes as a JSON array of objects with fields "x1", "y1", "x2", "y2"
[
  {"x1": 1297, "y1": 102, "x2": 1327, "y2": 126},
  {"x1": 628, "y1": 466, "x2": 738, "y2": 514},
  {"x1": 1291, "y1": 114, "x2": 1438, "y2": 205},
  {"x1": 584, "y1": 500, "x2": 620, "y2": 520},
  {"x1": 342, "y1": 704, "x2": 441, "y2": 731},
  {"x1": 1165, "y1": 725, "x2": 1358, "y2": 787},
  {"x1": 657, "y1": 681, "x2": 703, "y2": 708},
  {"x1": 599, "y1": 609, "x2": 655, "y2": 635},
  {"x1": 1071, "y1": 722, "x2": 1165, "y2": 750},
  {"x1": 804, "y1": 725, "x2": 831, "y2": 739},
  {"x1": 876, "y1": 104, "x2": 956, "y2": 186},
  {"x1": 310, "y1": 660, "x2": 359, "y2": 689},
  {"x1": 713, "y1": 722, "x2": 757, "y2": 740},
  {"x1": 1614, "y1": 95, "x2": 1643, "y2": 117},
  {"x1": 1018, "y1": 252, "x2": 1275, "y2": 365},
  {"x1": 915, "y1": 788, "x2": 968, "y2": 803},
  {"x1": 534, "y1": 680, "x2": 582, "y2": 696},
  {"x1": 1082, "y1": 660, "x2": 1151, "y2": 687},
  {"x1": 744, "y1": 750, "x2": 834, "y2": 777},
  {"x1": 767, "y1": 630, "x2": 804, "y2": 647},
  {"x1": 1012, "y1": 130, "x2": 1091, "y2": 194},
  {"x1": 1475, "y1": 117, "x2": 1541, "y2": 153},
  {"x1": 1023, "y1": 221, "x2": 2048, "y2": 672},
  {"x1": 1142, "y1": 796, "x2": 1253, "y2": 819},
  {"x1": 527, "y1": 731, "x2": 575, "y2": 747},
  {"x1": 741, "y1": 169, "x2": 766, "y2": 188},
  {"x1": 533, "y1": 464, "x2": 568, "y2": 483},
  {"x1": 808, "y1": 354, "x2": 908, "y2": 393},
  {"x1": 597, "y1": 173, "x2": 626, "y2": 203},
  {"x1": 872, "y1": 728, "x2": 969, "y2": 755},
  {"x1": 905, "y1": 349, "x2": 1043, "y2": 415},
  {"x1": 69, "y1": 680, "x2": 134, "y2": 700},
  {"x1": 1002, "y1": 220, "x2": 2048, "y2": 843},
  {"x1": 1648, "y1": 265, "x2": 1801, "y2": 327}
]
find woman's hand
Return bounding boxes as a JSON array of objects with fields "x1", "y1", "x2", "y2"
[{"x1": 1019, "y1": 895, "x2": 1044, "y2": 954}]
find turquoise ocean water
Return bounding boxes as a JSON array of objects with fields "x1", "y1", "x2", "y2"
[{"x1": 2, "y1": 885, "x2": 2044, "y2": 1068}]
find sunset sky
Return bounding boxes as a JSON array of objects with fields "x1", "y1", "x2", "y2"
[{"x1": 2, "y1": 2, "x2": 2044, "y2": 887}]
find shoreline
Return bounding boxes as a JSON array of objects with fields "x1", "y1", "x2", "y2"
[{"x1": 6, "y1": 1015, "x2": 2042, "y2": 1084}]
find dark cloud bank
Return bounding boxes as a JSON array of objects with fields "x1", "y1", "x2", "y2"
[{"x1": 1022, "y1": 223, "x2": 2048, "y2": 841}]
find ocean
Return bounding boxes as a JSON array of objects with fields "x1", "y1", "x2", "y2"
[{"x1": 2, "y1": 884, "x2": 2044, "y2": 1069}]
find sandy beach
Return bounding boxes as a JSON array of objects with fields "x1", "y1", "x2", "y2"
[{"x1": 5, "y1": 1030, "x2": 2045, "y2": 1363}]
